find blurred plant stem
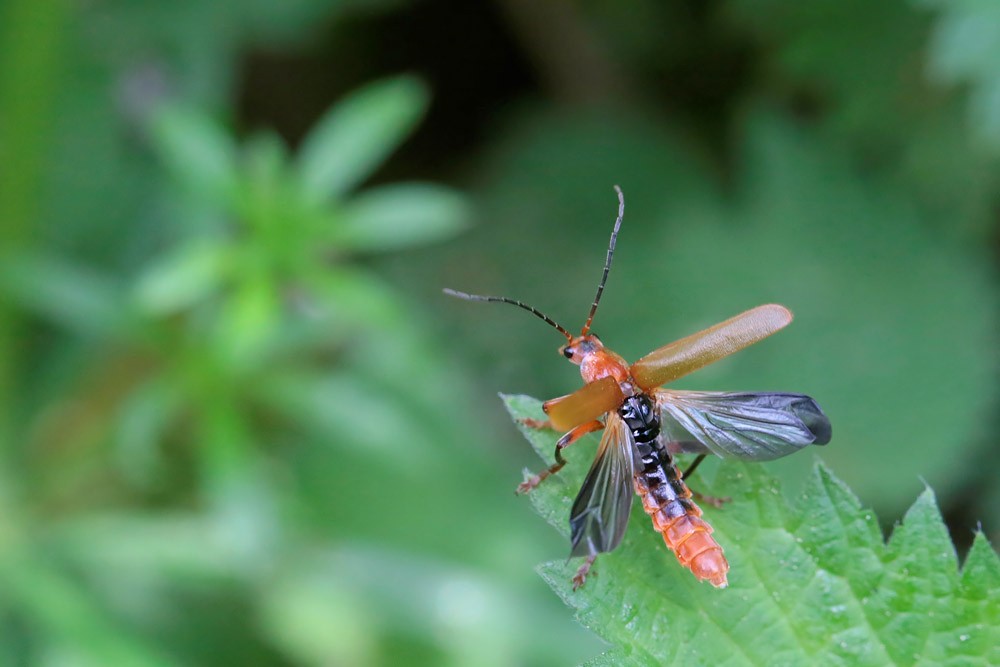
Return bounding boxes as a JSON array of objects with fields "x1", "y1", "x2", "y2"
[{"x1": 0, "y1": 0, "x2": 67, "y2": 450}]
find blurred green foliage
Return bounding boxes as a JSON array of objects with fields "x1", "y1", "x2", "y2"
[{"x1": 1, "y1": 0, "x2": 999, "y2": 665}]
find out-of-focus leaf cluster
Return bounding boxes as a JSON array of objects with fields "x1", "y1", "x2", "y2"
[{"x1": 0, "y1": 45, "x2": 588, "y2": 664}]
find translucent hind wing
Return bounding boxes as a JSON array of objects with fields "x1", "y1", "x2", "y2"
[
  {"x1": 655, "y1": 390, "x2": 831, "y2": 461},
  {"x1": 630, "y1": 304, "x2": 793, "y2": 390},
  {"x1": 569, "y1": 413, "x2": 635, "y2": 557}
]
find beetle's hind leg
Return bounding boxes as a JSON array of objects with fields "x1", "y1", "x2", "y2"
[
  {"x1": 516, "y1": 420, "x2": 604, "y2": 494},
  {"x1": 691, "y1": 490, "x2": 731, "y2": 509},
  {"x1": 572, "y1": 555, "x2": 597, "y2": 590},
  {"x1": 681, "y1": 454, "x2": 731, "y2": 508}
]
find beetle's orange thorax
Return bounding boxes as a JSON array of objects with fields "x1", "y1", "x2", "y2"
[
  {"x1": 560, "y1": 335, "x2": 630, "y2": 385},
  {"x1": 581, "y1": 347, "x2": 630, "y2": 384}
]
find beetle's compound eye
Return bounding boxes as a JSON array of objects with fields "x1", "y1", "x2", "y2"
[{"x1": 562, "y1": 346, "x2": 574, "y2": 359}]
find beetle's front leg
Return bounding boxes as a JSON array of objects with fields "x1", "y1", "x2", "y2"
[
  {"x1": 519, "y1": 417, "x2": 553, "y2": 430},
  {"x1": 516, "y1": 420, "x2": 604, "y2": 494}
]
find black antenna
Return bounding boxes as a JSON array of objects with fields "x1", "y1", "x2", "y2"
[
  {"x1": 443, "y1": 288, "x2": 573, "y2": 341},
  {"x1": 581, "y1": 185, "x2": 624, "y2": 335}
]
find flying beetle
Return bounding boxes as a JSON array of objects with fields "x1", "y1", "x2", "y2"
[{"x1": 444, "y1": 186, "x2": 831, "y2": 589}]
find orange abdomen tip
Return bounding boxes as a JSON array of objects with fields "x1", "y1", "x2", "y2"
[
  {"x1": 634, "y1": 468, "x2": 730, "y2": 587},
  {"x1": 691, "y1": 547, "x2": 729, "y2": 588},
  {"x1": 660, "y1": 512, "x2": 730, "y2": 588}
]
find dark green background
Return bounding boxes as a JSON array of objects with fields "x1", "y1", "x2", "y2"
[{"x1": 1, "y1": 1, "x2": 997, "y2": 665}]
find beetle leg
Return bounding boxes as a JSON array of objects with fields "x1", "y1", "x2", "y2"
[
  {"x1": 691, "y1": 490, "x2": 731, "y2": 508},
  {"x1": 516, "y1": 420, "x2": 604, "y2": 494},
  {"x1": 681, "y1": 454, "x2": 731, "y2": 508},
  {"x1": 681, "y1": 454, "x2": 707, "y2": 480},
  {"x1": 520, "y1": 417, "x2": 553, "y2": 429},
  {"x1": 572, "y1": 554, "x2": 597, "y2": 590}
]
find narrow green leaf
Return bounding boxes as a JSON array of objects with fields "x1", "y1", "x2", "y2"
[
  {"x1": 255, "y1": 370, "x2": 433, "y2": 468},
  {"x1": 133, "y1": 241, "x2": 231, "y2": 315},
  {"x1": 148, "y1": 105, "x2": 238, "y2": 204},
  {"x1": 299, "y1": 265, "x2": 407, "y2": 330},
  {"x1": 0, "y1": 252, "x2": 134, "y2": 338},
  {"x1": 237, "y1": 130, "x2": 293, "y2": 232},
  {"x1": 296, "y1": 76, "x2": 429, "y2": 201},
  {"x1": 0, "y1": 551, "x2": 174, "y2": 666},
  {"x1": 52, "y1": 513, "x2": 239, "y2": 580},
  {"x1": 213, "y1": 276, "x2": 279, "y2": 369},
  {"x1": 334, "y1": 183, "x2": 471, "y2": 252},
  {"x1": 502, "y1": 394, "x2": 1000, "y2": 666}
]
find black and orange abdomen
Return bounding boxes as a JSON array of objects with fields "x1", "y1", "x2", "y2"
[
  {"x1": 633, "y1": 441, "x2": 729, "y2": 588},
  {"x1": 619, "y1": 395, "x2": 729, "y2": 588}
]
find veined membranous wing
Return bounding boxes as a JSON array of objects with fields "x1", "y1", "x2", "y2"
[{"x1": 655, "y1": 390, "x2": 831, "y2": 461}]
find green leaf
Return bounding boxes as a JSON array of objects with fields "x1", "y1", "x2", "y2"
[
  {"x1": 502, "y1": 394, "x2": 1000, "y2": 666},
  {"x1": 0, "y1": 252, "x2": 135, "y2": 338},
  {"x1": 334, "y1": 183, "x2": 471, "y2": 252},
  {"x1": 213, "y1": 275, "x2": 279, "y2": 370},
  {"x1": 133, "y1": 240, "x2": 232, "y2": 315},
  {"x1": 297, "y1": 265, "x2": 406, "y2": 331},
  {"x1": 296, "y1": 75, "x2": 429, "y2": 202},
  {"x1": 238, "y1": 130, "x2": 294, "y2": 232},
  {"x1": 148, "y1": 105, "x2": 238, "y2": 205},
  {"x1": 0, "y1": 550, "x2": 174, "y2": 666},
  {"x1": 254, "y1": 370, "x2": 435, "y2": 468}
]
